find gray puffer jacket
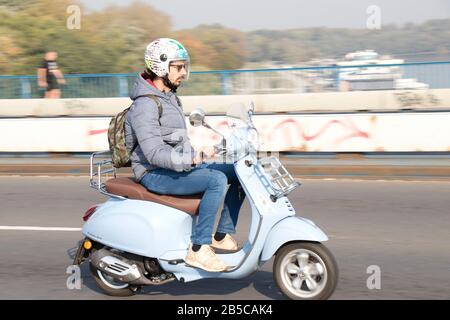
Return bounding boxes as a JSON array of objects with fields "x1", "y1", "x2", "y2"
[{"x1": 125, "y1": 74, "x2": 195, "y2": 182}]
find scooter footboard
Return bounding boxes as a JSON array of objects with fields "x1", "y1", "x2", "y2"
[{"x1": 260, "y1": 216, "x2": 328, "y2": 262}]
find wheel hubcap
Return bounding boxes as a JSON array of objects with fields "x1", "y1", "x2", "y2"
[{"x1": 280, "y1": 249, "x2": 327, "y2": 298}]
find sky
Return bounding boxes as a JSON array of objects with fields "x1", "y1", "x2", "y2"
[{"x1": 80, "y1": 0, "x2": 450, "y2": 31}]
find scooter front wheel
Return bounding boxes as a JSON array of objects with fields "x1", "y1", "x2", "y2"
[
  {"x1": 89, "y1": 262, "x2": 139, "y2": 297},
  {"x1": 273, "y1": 242, "x2": 338, "y2": 300}
]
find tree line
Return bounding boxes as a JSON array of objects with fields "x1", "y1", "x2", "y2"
[{"x1": 0, "y1": 0, "x2": 448, "y2": 75}]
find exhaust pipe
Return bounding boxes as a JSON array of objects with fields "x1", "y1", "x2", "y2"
[
  {"x1": 90, "y1": 248, "x2": 176, "y2": 285},
  {"x1": 91, "y1": 249, "x2": 141, "y2": 283}
]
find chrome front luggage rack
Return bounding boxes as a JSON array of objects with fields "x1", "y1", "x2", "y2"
[{"x1": 256, "y1": 156, "x2": 300, "y2": 202}]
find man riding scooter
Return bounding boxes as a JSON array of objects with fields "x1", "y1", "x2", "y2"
[
  {"x1": 124, "y1": 38, "x2": 245, "y2": 272},
  {"x1": 74, "y1": 38, "x2": 338, "y2": 300},
  {"x1": 77, "y1": 94, "x2": 338, "y2": 300}
]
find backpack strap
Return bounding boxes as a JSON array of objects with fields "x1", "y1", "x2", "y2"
[
  {"x1": 142, "y1": 94, "x2": 163, "y2": 122},
  {"x1": 175, "y1": 95, "x2": 182, "y2": 108},
  {"x1": 130, "y1": 141, "x2": 139, "y2": 155}
]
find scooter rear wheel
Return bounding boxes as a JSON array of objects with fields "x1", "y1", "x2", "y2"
[
  {"x1": 89, "y1": 262, "x2": 139, "y2": 297},
  {"x1": 273, "y1": 242, "x2": 338, "y2": 300}
]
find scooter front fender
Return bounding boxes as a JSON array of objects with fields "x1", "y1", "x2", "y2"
[{"x1": 260, "y1": 216, "x2": 328, "y2": 262}]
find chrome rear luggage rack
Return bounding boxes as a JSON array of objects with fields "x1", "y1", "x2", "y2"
[{"x1": 90, "y1": 151, "x2": 125, "y2": 199}]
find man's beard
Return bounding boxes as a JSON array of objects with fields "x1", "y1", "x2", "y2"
[{"x1": 163, "y1": 76, "x2": 180, "y2": 93}]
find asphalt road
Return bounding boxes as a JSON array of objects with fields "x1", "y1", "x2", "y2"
[{"x1": 0, "y1": 176, "x2": 449, "y2": 300}]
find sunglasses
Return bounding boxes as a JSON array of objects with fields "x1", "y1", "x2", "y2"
[{"x1": 170, "y1": 63, "x2": 187, "y2": 72}]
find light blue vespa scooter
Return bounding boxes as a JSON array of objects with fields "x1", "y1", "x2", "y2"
[{"x1": 73, "y1": 103, "x2": 338, "y2": 300}]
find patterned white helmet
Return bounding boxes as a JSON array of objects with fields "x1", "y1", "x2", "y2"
[{"x1": 144, "y1": 38, "x2": 190, "y2": 80}]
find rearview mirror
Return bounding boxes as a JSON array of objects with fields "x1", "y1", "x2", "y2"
[
  {"x1": 189, "y1": 108, "x2": 206, "y2": 127},
  {"x1": 248, "y1": 101, "x2": 255, "y2": 114}
]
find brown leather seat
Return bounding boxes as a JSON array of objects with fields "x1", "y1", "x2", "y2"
[{"x1": 105, "y1": 177, "x2": 202, "y2": 216}]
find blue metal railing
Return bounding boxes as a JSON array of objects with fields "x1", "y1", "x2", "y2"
[{"x1": 1, "y1": 61, "x2": 449, "y2": 99}]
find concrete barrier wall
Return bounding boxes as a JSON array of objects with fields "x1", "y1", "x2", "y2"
[
  {"x1": 1, "y1": 89, "x2": 449, "y2": 117},
  {"x1": 2, "y1": 112, "x2": 449, "y2": 152}
]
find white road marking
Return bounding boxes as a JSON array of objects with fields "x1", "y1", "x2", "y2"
[{"x1": 0, "y1": 226, "x2": 81, "y2": 232}]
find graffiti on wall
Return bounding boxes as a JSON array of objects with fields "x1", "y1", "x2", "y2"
[
  {"x1": 3, "y1": 112, "x2": 449, "y2": 152},
  {"x1": 393, "y1": 91, "x2": 442, "y2": 109},
  {"x1": 187, "y1": 115, "x2": 372, "y2": 152}
]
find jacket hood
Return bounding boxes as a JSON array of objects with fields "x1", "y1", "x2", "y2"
[{"x1": 129, "y1": 73, "x2": 167, "y2": 100}]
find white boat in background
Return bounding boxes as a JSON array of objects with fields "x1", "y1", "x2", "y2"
[
  {"x1": 394, "y1": 78, "x2": 429, "y2": 90},
  {"x1": 336, "y1": 50, "x2": 429, "y2": 91}
]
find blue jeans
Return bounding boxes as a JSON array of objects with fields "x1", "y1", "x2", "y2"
[{"x1": 140, "y1": 163, "x2": 245, "y2": 245}]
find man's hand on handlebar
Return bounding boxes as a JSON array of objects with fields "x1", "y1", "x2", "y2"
[{"x1": 192, "y1": 146, "x2": 216, "y2": 165}]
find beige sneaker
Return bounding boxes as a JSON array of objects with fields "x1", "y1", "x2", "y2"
[
  {"x1": 185, "y1": 244, "x2": 229, "y2": 272},
  {"x1": 211, "y1": 234, "x2": 239, "y2": 251}
]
